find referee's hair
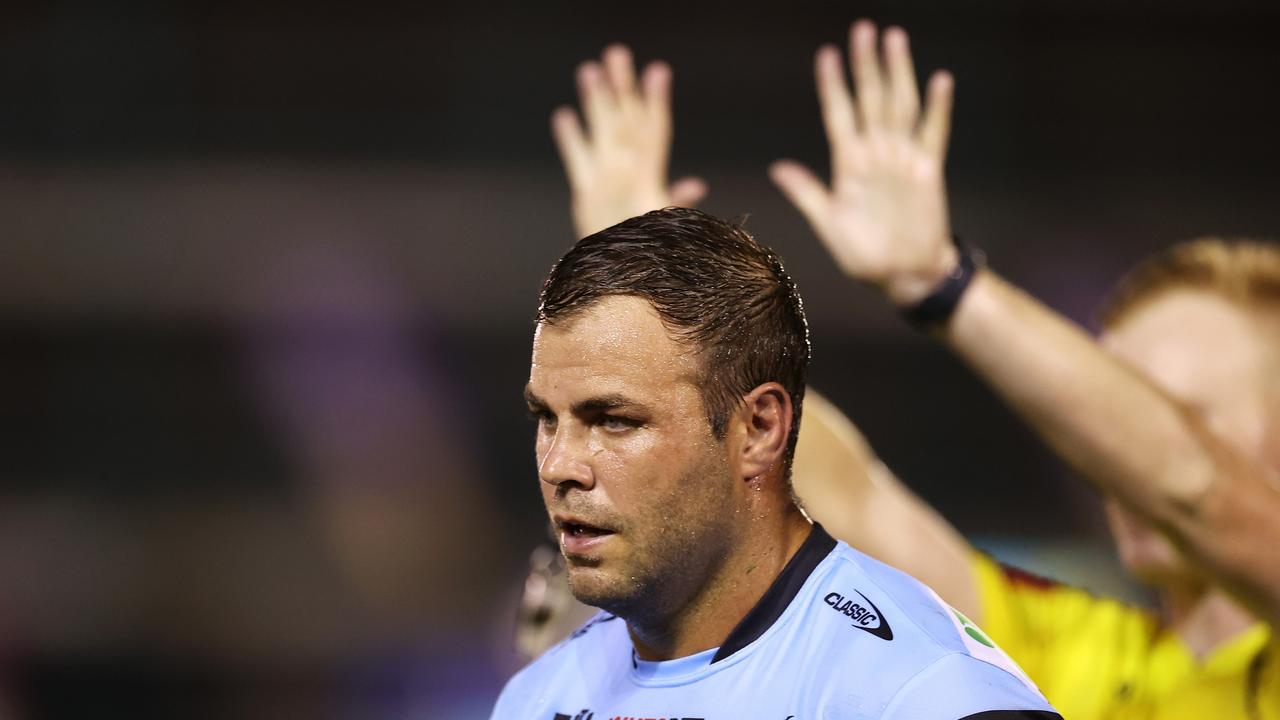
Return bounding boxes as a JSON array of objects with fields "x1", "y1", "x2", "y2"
[
  {"x1": 538, "y1": 207, "x2": 811, "y2": 478},
  {"x1": 1099, "y1": 238, "x2": 1280, "y2": 332}
]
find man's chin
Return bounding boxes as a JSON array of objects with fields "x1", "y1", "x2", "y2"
[{"x1": 565, "y1": 565, "x2": 636, "y2": 611}]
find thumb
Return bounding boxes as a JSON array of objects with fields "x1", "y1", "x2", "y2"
[
  {"x1": 769, "y1": 160, "x2": 830, "y2": 227},
  {"x1": 668, "y1": 176, "x2": 709, "y2": 208}
]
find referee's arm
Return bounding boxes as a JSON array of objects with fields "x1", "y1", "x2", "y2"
[
  {"x1": 770, "y1": 20, "x2": 1280, "y2": 628},
  {"x1": 938, "y1": 269, "x2": 1280, "y2": 628}
]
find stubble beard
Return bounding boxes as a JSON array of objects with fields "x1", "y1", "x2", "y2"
[{"x1": 566, "y1": 456, "x2": 737, "y2": 632}]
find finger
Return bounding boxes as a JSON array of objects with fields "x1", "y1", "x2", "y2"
[
  {"x1": 815, "y1": 45, "x2": 857, "y2": 158},
  {"x1": 769, "y1": 160, "x2": 832, "y2": 228},
  {"x1": 551, "y1": 106, "x2": 592, "y2": 187},
  {"x1": 577, "y1": 61, "x2": 615, "y2": 136},
  {"x1": 603, "y1": 43, "x2": 640, "y2": 108},
  {"x1": 849, "y1": 20, "x2": 885, "y2": 132},
  {"x1": 641, "y1": 60, "x2": 673, "y2": 136},
  {"x1": 883, "y1": 26, "x2": 920, "y2": 133},
  {"x1": 668, "y1": 176, "x2": 708, "y2": 208},
  {"x1": 918, "y1": 70, "x2": 954, "y2": 158}
]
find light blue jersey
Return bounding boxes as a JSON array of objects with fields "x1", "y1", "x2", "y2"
[{"x1": 491, "y1": 525, "x2": 1060, "y2": 720}]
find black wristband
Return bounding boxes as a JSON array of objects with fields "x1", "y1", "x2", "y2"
[{"x1": 900, "y1": 237, "x2": 985, "y2": 330}]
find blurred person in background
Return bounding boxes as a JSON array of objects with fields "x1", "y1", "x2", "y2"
[
  {"x1": 236, "y1": 241, "x2": 505, "y2": 718},
  {"x1": 772, "y1": 20, "x2": 1280, "y2": 720},
  {"x1": 526, "y1": 21, "x2": 1280, "y2": 720}
]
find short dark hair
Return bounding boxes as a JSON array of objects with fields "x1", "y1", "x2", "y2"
[{"x1": 538, "y1": 207, "x2": 811, "y2": 476}]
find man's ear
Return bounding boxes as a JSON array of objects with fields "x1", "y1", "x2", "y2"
[{"x1": 735, "y1": 382, "x2": 794, "y2": 480}]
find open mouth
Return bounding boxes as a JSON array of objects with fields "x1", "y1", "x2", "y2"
[
  {"x1": 555, "y1": 517, "x2": 616, "y2": 555},
  {"x1": 559, "y1": 520, "x2": 613, "y2": 538}
]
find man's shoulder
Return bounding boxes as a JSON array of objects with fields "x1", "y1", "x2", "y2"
[
  {"x1": 807, "y1": 543, "x2": 1053, "y2": 711},
  {"x1": 491, "y1": 611, "x2": 624, "y2": 715},
  {"x1": 878, "y1": 651, "x2": 1061, "y2": 719},
  {"x1": 520, "y1": 610, "x2": 624, "y2": 670},
  {"x1": 817, "y1": 541, "x2": 975, "y2": 656}
]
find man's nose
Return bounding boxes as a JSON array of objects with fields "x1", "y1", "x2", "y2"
[{"x1": 538, "y1": 425, "x2": 595, "y2": 490}]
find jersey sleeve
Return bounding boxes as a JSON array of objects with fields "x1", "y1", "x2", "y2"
[
  {"x1": 488, "y1": 670, "x2": 528, "y2": 720},
  {"x1": 878, "y1": 652, "x2": 1062, "y2": 720},
  {"x1": 488, "y1": 655, "x2": 554, "y2": 720}
]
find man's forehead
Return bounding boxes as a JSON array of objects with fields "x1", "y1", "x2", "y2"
[
  {"x1": 529, "y1": 296, "x2": 701, "y2": 393},
  {"x1": 535, "y1": 296, "x2": 694, "y2": 358}
]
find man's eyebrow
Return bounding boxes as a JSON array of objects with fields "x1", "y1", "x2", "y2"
[
  {"x1": 523, "y1": 386, "x2": 547, "y2": 409},
  {"x1": 571, "y1": 394, "x2": 648, "y2": 414},
  {"x1": 523, "y1": 388, "x2": 652, "y2": 415}
]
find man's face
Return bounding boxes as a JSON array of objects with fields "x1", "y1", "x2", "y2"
[
  {"x1": 525, "y1": 296, "x2": 740, "y2": 620},
  {"x1": 1101, "y1": 289, "x2": 1273, "y2": 587}
]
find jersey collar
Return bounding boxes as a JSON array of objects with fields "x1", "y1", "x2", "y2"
[{"x1": 711, "y1": 522, "x2": 837, "y2": 663}]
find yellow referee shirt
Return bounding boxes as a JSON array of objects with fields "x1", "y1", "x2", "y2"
[{"x1": 974, "y1": 553, "x2": 1278, "y2": 720}]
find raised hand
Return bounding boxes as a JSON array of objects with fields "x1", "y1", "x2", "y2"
[
  {"x1": 552, "y1": 44, "x2": 707, "y2": 239},
  {"x1": 771, "y1": 22, "x2": 957, "y2": 306}
]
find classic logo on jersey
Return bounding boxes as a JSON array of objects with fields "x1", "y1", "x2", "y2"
[{"x1": 823, "y1": 589, "x2": 893, "y2": 640}]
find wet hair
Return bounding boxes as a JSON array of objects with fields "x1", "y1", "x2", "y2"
[
  {"x1": 1099, "y1": 238, "x2": 1280, "y2": 330},
  {"x1": 538, "y1": 207, "x2": 811, "y2": 477}
]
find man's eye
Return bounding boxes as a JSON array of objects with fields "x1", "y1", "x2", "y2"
[
  {"x1": 528, "y1": 409, "x2": 556, "y2": 429},
  {"x1": 600, "y1": 415, "x2": 641, "y2": 431}
]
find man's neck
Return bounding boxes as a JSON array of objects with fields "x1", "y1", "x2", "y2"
[
  {"x1": 628, "y1": 508, "x2": 813, "y2": 661},
  {"x1": 1161, "y1": 584, "x2": 1259, "y2": 660}
]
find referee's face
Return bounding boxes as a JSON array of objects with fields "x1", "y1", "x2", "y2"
[
  {"x1": 525, "y1": 295, "x2": 742, "y2": 616},
  {"x1": 1102, "y1": 289, "x2": 1273, "y2": 585}
]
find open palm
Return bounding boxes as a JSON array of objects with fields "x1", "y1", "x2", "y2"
[
  {"x1": 552, "y1": 45, "x2": 706, "y2": 239},
  {"x1": 772, "y1": 22, "x2": 957, "y2": 306}
]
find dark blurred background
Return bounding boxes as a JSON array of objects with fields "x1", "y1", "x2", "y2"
[{"x1": 1, "y1": 0, "x2": 1278, "y2": 717}]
